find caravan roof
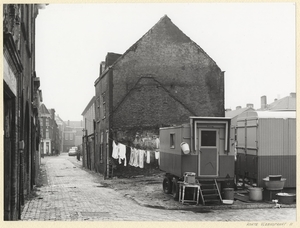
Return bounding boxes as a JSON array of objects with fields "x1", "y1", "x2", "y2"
[{"x1": 237, "y1": 110, "x2": 296, "y2": 120}]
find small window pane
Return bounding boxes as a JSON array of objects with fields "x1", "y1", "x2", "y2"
[
  {"x1": 201, "y1": 131, "x2": 216, "y2": 146},
  {"x1": 170, "y1": 133, "x2": 175, "y2": 148}
]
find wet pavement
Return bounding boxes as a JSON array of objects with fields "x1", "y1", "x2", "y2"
[{"x1": 20, "y1": 154, "x2": 297, "y2": 222}]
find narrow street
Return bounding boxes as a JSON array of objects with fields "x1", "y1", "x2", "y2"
[{"x1": 20, "y1": 153, "x2": 296, "y2": 222}]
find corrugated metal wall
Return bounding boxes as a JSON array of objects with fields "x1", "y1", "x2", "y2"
[
  {"x1": 259, "y1": 119, "x2": 285, "y2": 156},
  {"x1": 235, "y1": 115, "x2": 296, "y2": 187},
  {"x1": 257, "y1": 155, "x2": 296, "y2": 187}
]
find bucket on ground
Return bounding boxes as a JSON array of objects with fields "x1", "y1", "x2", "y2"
[
  {"x1": 276, "y1": 193, "x2": 296, "y2": 204},
  {"x1": 248, "y1": 187, "x2": 263, "y2": 201},
  {"x1": 223, "y1": 188, "x2": 234, "y2": 200}
]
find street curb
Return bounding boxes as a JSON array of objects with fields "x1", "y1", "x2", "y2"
[{"x1": 128, "y1": 196, "x2": 296, "y2": 211}]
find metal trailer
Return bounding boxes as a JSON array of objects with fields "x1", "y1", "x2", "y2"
[
  {"x1": 235, "y1": 111, "x2": 296, "y2": 188},
  {"x1": 159, "y1": 117, "x2": 235, "y2": 204}
]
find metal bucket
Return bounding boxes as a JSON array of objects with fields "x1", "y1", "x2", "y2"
[
  {"x1": 180, "y1": 142, "x2": 190, "y2": 154},
  {"x1": 223, "y1": 188, "x2": 234, "y2": 200},
  {"x1": 248, "y1": 187, "x2": 263, "y2": 201}
]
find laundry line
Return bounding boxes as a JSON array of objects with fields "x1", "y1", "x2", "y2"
[{"x1": 111, "y1": 140, "x2": 160, "y2": 168}]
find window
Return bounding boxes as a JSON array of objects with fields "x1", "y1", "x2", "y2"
[
  {"x1": 46, "y1": 129, "x2": 49, "y2": 138},
  {"x1": 201, "y1": 131, "x2": 216, "y2": 147},
  {"x1": 65, "y1": 133, "x2": 68, "y2": 140},
  {"x1": 46, "y1": 118, "x2": 49, "y2": 126},
  {"x1": 102, "y1": 93, "x2": 106, "y2": 119},
  {"x1": 170, "y1": 133, "x2": 175, "y2": 148},
  {"x1": 97, "y1": 97, "x2": 100, "y2": 119},
  {"x1": 100, "y1": 132, "x2": 104, "y2": 163},
  {"x1": 70, "y1": 133, "x2": 73, "y2": 140}
]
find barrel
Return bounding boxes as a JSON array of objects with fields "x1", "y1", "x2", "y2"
[
  {"x1": 223, "y1": 188, "x2": 234, "y2": 200},
  {"x1": 248, "y1": 187, "x2": 263, "y2": 201}
]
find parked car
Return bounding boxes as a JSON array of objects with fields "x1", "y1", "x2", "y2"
[{"x1": 68, "y1": 148, "x2": 77, "y2": 156}]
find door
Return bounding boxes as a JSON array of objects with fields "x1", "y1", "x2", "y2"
[{"x1": 198, "y1": 129, "x2": 218, "y2": 177}]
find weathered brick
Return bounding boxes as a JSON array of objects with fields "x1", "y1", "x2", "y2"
[{"x1": 94, "y1": 15, "x2": 224, "y2": 176}]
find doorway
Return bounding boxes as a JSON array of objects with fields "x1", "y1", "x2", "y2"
[{"x1": 198, "y1": 129, "x2": 218, "y2": 177}]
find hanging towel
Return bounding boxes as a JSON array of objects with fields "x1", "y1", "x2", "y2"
[
  {"x1": 133, "y1": 149, "x2": 139, "y2": 167},
  {"x1": 155, "y1": 138, "x2": 160, "y2": 149},
  {"x1": 112, "y1": 141, "x2": 119, "y2": 159},
  {"x1": 155, "y1": 151, "x2": 160, "y2": 160},
  {"x1": 139, "y1": 150, "x2": 145, "y2": 168},
  {"x1": 118, "y1": 143, "x2": 127, "y2": 166},
  {"x1": 129, "y1": 147, "x2": 135, "y2": 166},
  {"x1": 146, "y1": 151, "x2": 150, "y2": 164}
]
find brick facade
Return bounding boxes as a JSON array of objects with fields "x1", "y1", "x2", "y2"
[
  {"x1": 3, "y1": 4, "x2": 45, "y2": 220},
  {"x1": 94, "y1": 15, "x2": 224, "y2": 177}
]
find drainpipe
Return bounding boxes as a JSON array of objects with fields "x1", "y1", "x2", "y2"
[{"x1": 106, "y1": 67, "x2": 113, "y2": 179}]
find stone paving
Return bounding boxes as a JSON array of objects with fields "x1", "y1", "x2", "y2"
[{"x1": 20, "y1": 154, "x2": 297, "y2": 223}]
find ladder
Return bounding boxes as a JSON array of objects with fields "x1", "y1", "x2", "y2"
[{"x1": 198, "y1": 179, "x2": 222, "y2": 205}]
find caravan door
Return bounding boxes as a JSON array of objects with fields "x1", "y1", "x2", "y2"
[{"x1": 198, "y1": 129, "x2": 219, "y2": 177}]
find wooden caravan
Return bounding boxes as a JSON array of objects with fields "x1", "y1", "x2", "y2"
[{"x1": 159, "y1": 117, "x2": 234, "y2": 205}]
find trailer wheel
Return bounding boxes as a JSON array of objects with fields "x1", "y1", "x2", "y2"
[
  {"x1": 172, "y1": 178, "x2": 179, "y2": 201},
  {"x1": 163, "y1": 177, "x2": 172, "y2": 194}
]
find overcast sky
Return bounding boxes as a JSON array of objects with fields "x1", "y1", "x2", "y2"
[{"x1": 35, "y1": 3, "x2": 296, "y2": 121}]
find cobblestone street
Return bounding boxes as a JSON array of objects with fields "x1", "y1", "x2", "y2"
[{"x1": 20, "y1": 154, "x2": 296, "y2": 223}]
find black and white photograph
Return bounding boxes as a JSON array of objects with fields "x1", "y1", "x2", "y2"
[{"x1": 2, "y1": 1, "x2": 296, "y2": 225}]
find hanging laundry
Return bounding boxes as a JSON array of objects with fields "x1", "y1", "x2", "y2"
[
  {"x1": 112, "y1": 140, "x2": 119, "y2": 159},
  {"x1": 155, "y1": 150, "x2": 160, "y2": 160},
  {"x1": 146, "y1": 151, "x2": 150, "y2": 164},
  {"x1": 118, "y1": 143, "x2": 127, "y2": 166},
  {"x1": 133, "y1": 149, "x2": 139, "y2": 167},
  {"x1": 155, "y1": 137, "x2": 160, "y2": 149},
  {"x1": 129, "y1": 147, "x2": 135, "y2": 166},
  {"x1": 138, "y1": 150, "x2": 145, "y2": 168}
]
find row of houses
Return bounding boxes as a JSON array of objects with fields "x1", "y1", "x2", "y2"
[
  {"x1": 3, "y1": 4, "x2": 46, "y2": 220},
  {"x1": 2, "y1": 4, "x2": 83, "y2": 220},
  {"x1": 39, "y1": 104, "x2": 84, "y2": 156},
  {"x1": 81, "y1": 15, "x2": 225, "y2": 178}
]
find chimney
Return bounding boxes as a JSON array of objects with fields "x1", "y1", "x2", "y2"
[
  {"x1": 236, "y1": 106, "x2": 241, "y2": 110},
  {"x1": 246, "y1": 104, "x2": 253, "y2": 108},
  {"x1": 261, "y1": 96, "x2": 267, "y2": 109},
  {"x1": 290, "y1": 92, "x2": 296, "y2": 98},
  {"x1": 99, "y1": 61, "x2": 106, "y2": 76}
]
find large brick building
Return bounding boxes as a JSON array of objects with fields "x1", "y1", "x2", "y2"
[
  {"x1": 3, "y1": 4, "x2": 46, "y2": 220},
  {"x1": 94, "y1": 15, "x2": 225, "y2": 177}
]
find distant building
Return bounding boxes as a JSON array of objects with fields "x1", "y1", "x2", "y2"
[
  {"x1": 82, "y1": 96, "x2": 96, "y2": 136},
  {"x1": 63, "y1": 120, "x2": 83, "y2": 151},
  {"x1": 55, "y1": 115, "x2": 65, "y2": 153},
  {"x1": 259, "y1": 92, "x2": 296, "y2": 111},
  {"x1": 39, "y1": 105, "x2": 59, "y2": 156},
  {"x1": 226, "y1": 104, "x2": 255, "y2": 127},
  {"x1": 81, "y1": 97, "x2": 96, "y2": 169}
]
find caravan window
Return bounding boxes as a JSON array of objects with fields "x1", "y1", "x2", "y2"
[
  {"x1": 170, "y1": 133, "x2": 175, "y2": 148},
  {"x1": 201, "y1": 131, "x2": 216, "y2": 147}
]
